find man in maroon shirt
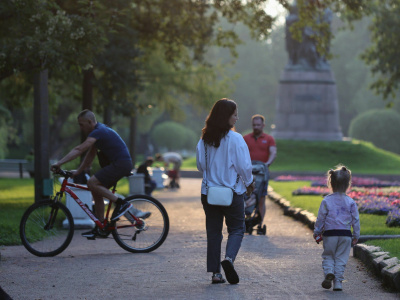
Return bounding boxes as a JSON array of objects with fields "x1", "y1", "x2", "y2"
[{"x1": 243, "y1": 114, "x2": 277, "y2": 234}]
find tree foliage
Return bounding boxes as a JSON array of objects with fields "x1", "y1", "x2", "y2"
[
  {"x1": 348, "y1": 109, "x2": 400, "y2": 154},
  {"x1": 0, "y1": 0, "x2": 104, "y2": 80},
  {"x1": 360, "y1": 0, "x2": 400, "y2": 99},
  {"x1": 7, "y1": 0, "x2": 400, "y2": 158},
  {"x1": 0, "y1": 0, "x2": 278, "y2": 80},
  {"x1": 281, "y1": 0, "x2": 367, "y2": 60},
  {"x1": 0, "y1": 105, "x2": 12, "y2": 158},
  {"x1": 151, "y1": 121, "x2": 197, "y2": 151}
]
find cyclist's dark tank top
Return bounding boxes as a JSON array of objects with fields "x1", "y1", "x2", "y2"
[{"x1": 89, "y1": 122, "x2": 131, "y2": 162}]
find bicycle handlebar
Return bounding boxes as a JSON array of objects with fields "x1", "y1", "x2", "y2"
[{"x1": 55, "y1": 169, "x2": 74, "y2": 179}]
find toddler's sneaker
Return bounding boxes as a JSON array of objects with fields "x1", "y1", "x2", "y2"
[
  {"x1": 333, "y1": 280, "x2": 342, "y2": 291},
  {"x1": 321, "y1": 273, "x2": 335, "y2": 289}
]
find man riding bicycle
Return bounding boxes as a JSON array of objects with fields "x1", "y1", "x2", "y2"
[{"x1": 51, "y1": 109, "x2": 149, "y2": 239}]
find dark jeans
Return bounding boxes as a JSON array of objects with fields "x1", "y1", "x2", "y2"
[
  {"x1": 145, "y1": 180, "x2": 157, "y2": 196},
  {"x1": 201, "y1": 193, "x2": 245, "y2": 273}
]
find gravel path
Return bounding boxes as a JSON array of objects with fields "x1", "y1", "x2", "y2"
[{"x1": 0, "y1": 178, "x2": 399, "y2": 299}]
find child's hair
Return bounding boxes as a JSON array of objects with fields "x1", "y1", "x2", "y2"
[{"x1": 327, "y1": 164, "x2": 352, "y2": 193}]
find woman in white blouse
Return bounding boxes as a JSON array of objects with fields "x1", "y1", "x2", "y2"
[{"x1": 196, "y1": 98, "x2": 254, "y2": 284}]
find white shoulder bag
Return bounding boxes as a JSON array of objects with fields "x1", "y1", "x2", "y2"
[{"x1": 205, "y1": 143, "x2": 239, "y2": 206}]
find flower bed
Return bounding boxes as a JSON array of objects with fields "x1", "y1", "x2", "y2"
[
  {"x1": 275, "y1": 175, "x2": 400, "y2": 188},
  {"x1": 274, "y1": 175, "x2": 323, "y2": 182},
  {"x1": 292, "y1": 186, "x2": 330, "y2": 196},
  {"x1": 292, "y1": 186, "x2": 400, "y2": 198},
  {"x1": 280, "y1": 176, "x2": 400, "y2": 227},
  {"x1": 311, "y1": 177, "x2": 400, "y2": 188},
  {"x1": 357, "y1": 196, "x2": 396, "y2": 215}
]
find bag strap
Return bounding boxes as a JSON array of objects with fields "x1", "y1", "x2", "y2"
[{"x1": 204, "y1": 142, "x2": 239, "y2": 192}]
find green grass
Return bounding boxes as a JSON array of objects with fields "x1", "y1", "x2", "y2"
[
  {"x1": 182, "y1": 139, "x2": 400, "y2": 174},
  {"x1": 0, "y1": 177, "x2": 130, "y2": 246},
  {"x1": 182, "y1": 157, "x2": 197, "y2": 169},
  {"x1": 273, "y1": 139, "x2": 400, "y2": 174},
  {"x1": 270, "y1": 181, "x2": 322, "y2": 215},
  {"x1": 0, "y1": 178, "x2": 35, "y2": 245},
  {"x1": 364, "y1": 239, "x2": 400, "y2": 260}
]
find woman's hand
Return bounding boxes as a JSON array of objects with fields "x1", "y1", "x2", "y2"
[{"x1": 246, "y1": 182, "x2": 255, "y2": 196}]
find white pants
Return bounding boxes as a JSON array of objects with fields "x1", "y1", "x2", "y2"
[{"x1": 321, "y1": 236, "x2": 352, "y2": 281}]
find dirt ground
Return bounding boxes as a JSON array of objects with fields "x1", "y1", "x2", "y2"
[{"x1": 0, "y1": 178, "x2": 399, "y2": 299}]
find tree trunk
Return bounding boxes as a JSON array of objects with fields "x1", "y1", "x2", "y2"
[
  {"x1": 80, "y1": 68, "x2": 94, "y2": 162},
  {"x1": 129, "y1": 115, "x2": 137, "y2": 167},
  {"x1": 33, "y1": 69, "x2": 50, "y2": 203},
  {"x1": 82, "y1": 68, "x2": 94, "y2": 112},
  {"x1": 103, "y1": 105, "x2": 112, "y2": 126}
]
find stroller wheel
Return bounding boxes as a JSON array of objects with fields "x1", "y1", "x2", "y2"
[
  {"x1": 257, "y1": 225, "x2": 267, "y2": 235},
  {"x1": 245, "y1": 222, "x2": 253, "y2": 235},
  {"x1": 261, "y1": 225, "x2": 267, "y2": 235}
]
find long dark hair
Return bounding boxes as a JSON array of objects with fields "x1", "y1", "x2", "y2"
[{"x1": 201, "y1": 98, "x2": 237, "y2": 147}]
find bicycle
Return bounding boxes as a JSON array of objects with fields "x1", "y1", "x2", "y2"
[{"x1": 19, "y1": 169, "x2": 169, "y2": 257}]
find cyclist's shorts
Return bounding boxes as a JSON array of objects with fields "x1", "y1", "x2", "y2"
[{"x1": 95, "y1": 160, "x2": 133, "y2": 188}]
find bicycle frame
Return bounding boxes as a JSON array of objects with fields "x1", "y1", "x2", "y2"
[{"x1": 57, "y1": 177, "x2": 142, "y2": 231}]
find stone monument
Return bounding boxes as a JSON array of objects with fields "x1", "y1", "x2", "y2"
[{"x1": 272, "y1": 2, "x2": 343, "y2": 140}]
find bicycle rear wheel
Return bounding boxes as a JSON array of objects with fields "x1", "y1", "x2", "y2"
[
  {"x1": 20, "y1": 200, "x2": 74, "y2": 257},
  {"x1": 112, "y1": 195, "x2": 169, "y2": 253}
]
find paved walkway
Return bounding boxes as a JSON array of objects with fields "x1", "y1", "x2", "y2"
[{"x1": 0, "y1": 178, "x2": 399, "y2": 299}]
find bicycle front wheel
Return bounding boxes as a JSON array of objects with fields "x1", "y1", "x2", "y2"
[
  {"x1": 112, "y1": 195, "x2": 169, "y2": 253},
  {"x1": 20, "y1": 200, "x2": 74, "y2": 257}
]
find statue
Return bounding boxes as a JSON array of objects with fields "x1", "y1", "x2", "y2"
[
  {"x1": 285, "y1": 1, "x2": 332, "y2": 70},
  {"x1": 273, "y1": 1, "x2": 343, "y2": 141}
]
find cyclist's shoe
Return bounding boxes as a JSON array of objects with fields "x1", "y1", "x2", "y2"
[
  {"x1": 124, "y1": 207, "x2": 151, "y2": 222},
  {"x1": 81, "y1": 228, "x2": 97, "y2": 240},
  {"x1": 111, "y1": 201, "x2": 133, "y2": 221},
  {"x1": 132, "y1": 207, "x2": 151, "y2": 219}
]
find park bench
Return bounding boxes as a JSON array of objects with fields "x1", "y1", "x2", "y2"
[{"x1": 0, "y1": 159, "x2": 30, "y2": 178}]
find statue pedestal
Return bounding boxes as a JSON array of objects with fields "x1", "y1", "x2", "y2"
[{"x1": 272, "y1": 69, "x2": 343, "y2": 141}]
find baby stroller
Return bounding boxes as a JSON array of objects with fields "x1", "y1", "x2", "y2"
[{"x1": 244, "y1": 161, "x2": 269, "y2": 235}]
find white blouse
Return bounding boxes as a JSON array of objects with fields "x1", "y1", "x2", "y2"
[{"x1": 196, "y1": 130, "x2": 253, "y2": 195}]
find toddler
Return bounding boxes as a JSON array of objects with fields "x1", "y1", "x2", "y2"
[{"x1": 313, "y1": 165, "x2": 360, "y2": 291}]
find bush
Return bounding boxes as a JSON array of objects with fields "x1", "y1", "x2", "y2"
[
  {"x1": 151, "y1": 121, "x2": 198, "y2": 151},
  {"x1": 348, "y1": 109, "x2": 400, "y2": 154}
]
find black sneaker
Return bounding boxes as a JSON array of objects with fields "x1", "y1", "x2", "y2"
[
  {"x1": 111, "y1": 201, "x2": 133, "y2": 221},
  {"x1": 81, "y1": 228, "x2": 97, "y2": 240},
  {"x1": 322, "y1": 273, "x2": 335, "y2": 289},
  {"x1": 221, "y1": 258, "x2": 239, "y2": 284}
]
